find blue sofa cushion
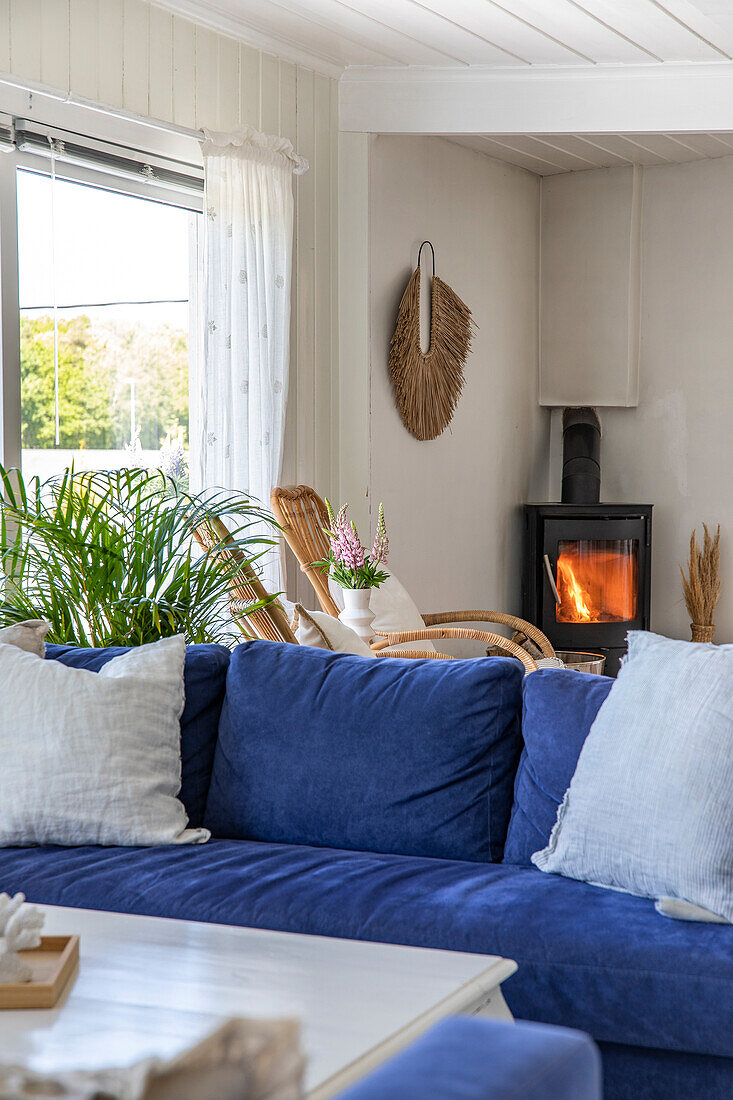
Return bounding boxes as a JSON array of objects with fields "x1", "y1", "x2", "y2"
[
  {"x1": 503, "y1": 669, "x2": 613, "y2": 866},
  {"x1": 336, "y1": 1017, "x2": 601, "y2": 1100},
  {"x1": 598, "y1": 1041, "x2": 733, "y2": 1100},
  {"x1": 46, "y1": 642, "x2": 230, "y2": 827},
  {"x1": 204, "y1": 641, "x2": 524, "y2": 862},
  {"x1": 2, "y1": 840, "x2": 731, "y2": 1061}
]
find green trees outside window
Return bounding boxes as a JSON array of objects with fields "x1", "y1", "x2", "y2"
[{"x1": 21, "y1": 315, "x2": 189, "y2": 452}]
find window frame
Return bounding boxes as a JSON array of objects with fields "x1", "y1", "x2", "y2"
[
  {"x1": 0, "y1": 97, "x2": 204, "y2": 471},
  {"x1": 0, "y1": 148, "x2": 22, "y2": 470},
  {"x1": 15, "y1": 152, "x2": 204, "y2": 212}
]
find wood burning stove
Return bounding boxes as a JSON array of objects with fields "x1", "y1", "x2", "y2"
[
  {"x1": 522, "y1": 409, "x2": 651, "y2": 676},
  {"x1": 522, "y1": 504, "x2": 652, "y2": 675}
]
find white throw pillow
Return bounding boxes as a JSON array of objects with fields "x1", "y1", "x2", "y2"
[
  {"x1": 533, "y1": 631, "x2": 733, "y2": 922},
  {"x1": 0, "y1": 636, "x2": 209, "y2": 847},
  {"x1": 329, "y1": 573, "x2": 436, "y2": 653},
  {"x1": 293, "y1": 604, "x2": 375, "y2": 657},
  {"x1": 0, "y1": 619, "x2": 50, "y2": 657}
]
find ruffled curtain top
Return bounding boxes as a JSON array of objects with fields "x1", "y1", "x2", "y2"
[{"x1": 201, "y1": 125, "x2": 309, "y2": 175}]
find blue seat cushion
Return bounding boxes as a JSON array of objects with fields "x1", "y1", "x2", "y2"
[
  {"x1": 205, "y1": 642, "x2": 524, "y2": 862},
  {"x1": 504, "y1": 669, "x2": 613, "y2": 866},
  {"x1": 1, "y1": 840, "x2": 730, "y2": 1060},
  {"x1": 336, "y1": 1017, "x2": 601, "y2": 1100},
  {"x1": 46, "y1": 642, "x2": 230, "y2": 827}
]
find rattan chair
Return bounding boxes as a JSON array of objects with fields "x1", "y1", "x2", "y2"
[
  {"x1": 194, "y1": 513, "x2": 538, "y2": 671},
  {"x1": 271, "y1": 484, "x2": 339, "y2": 617},
  {"x1": 192, "y1": 515, "x2": 297, "y2": 644},
  {"x1": 271, "y1": 484, "x2": 550, "y2": 672}
]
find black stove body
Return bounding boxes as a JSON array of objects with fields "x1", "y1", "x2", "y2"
[{"x1": 522, "y1": 502, "x2": 652, "y2": 676}]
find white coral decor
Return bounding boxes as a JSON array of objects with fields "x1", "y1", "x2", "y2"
[{"x1": 0, "y1": 893, "x2": 44, "y2": 983}]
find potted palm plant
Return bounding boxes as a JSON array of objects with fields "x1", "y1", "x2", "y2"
[{"x1": 0, "y1": 465, "x2": 278, "y2": 647}]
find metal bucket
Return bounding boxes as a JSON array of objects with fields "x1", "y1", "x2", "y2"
[{"x1": 555, "y1": 650, "x2": 606, "y2": 675}]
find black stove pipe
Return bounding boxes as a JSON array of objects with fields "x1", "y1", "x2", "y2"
[{"x1": 561, "y1": 407, "x2": 601, "y2": 504}]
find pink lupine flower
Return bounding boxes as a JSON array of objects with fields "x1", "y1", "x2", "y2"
[
  {"x1": 332, "y1": 509, "x2": 365, "y2": 573},
  {"x1": 328, "y1": 504, "x2": 349, "y2": 562},
  {"x1": 369, "y1": 502, "x2": 389, "y2": 566},
  {"x1": 332, "y1": 509, "x2": 353, "y2": 565},
  {"x1": 318, "y1": 499, "x2": 390, "y2": 591},
  {"x1": 346, "y1": 521, "x2": 365, "y2": 568}
]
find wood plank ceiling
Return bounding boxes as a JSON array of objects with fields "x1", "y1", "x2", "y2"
[
  {"x1": 153, "y1": 1, "x2": 733, "y2": 74},
  {"x1": 448, "y1": 131, "x2": 733, "y2": 175},
  {"x1": 154, "y1": 1, "x2": 733, "y2": 173}
]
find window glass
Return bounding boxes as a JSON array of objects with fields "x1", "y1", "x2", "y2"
[{"x1": 17, "y1": 169, "x2": 196, "y2": 484}]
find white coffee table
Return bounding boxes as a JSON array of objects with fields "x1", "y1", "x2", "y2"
[{"x1": 2, "y1": 905, "x2": 517, "y2": 1098}]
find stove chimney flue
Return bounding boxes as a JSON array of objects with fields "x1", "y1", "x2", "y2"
[{"x1": 562, "y1": 407, "x2": 601, "y2": 504}]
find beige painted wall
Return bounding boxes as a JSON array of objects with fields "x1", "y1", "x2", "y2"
[
  {"x1": 585, "y1": 155, "x2": 733, "y2": 642},
  {"x1": 365, "y1": 143, "x2": 733, "y2": 641},
  {"x1": 367, "y1": 135, "x2": 548, "y2": 617},
  {"x1": 0, "y1": 0, "x2": 338, "y2": 601},
  {"x1": 540, "y1": 165, "x2": 642, "y2": 408}
]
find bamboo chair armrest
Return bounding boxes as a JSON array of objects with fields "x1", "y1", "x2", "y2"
[
  {"x1": 419, "y1": 611, "x2": 555, "y2": 659},
  {"x1": 374, "y1": 628, "x2": 539, "y2": 673},
  {"x1": 370, "y1": 637, "x2": 454, "y2": 660},
  {"x1": 376, "y1": 649, "x2": 454, "y2": 660}
]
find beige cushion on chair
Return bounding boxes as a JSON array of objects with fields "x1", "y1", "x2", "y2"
[
  {"x1": 329, "y1": 574, "x2": 436, "y2": 653},
  {"x1": 292, "y1": 604, "x2": 375, "y2": 658}
]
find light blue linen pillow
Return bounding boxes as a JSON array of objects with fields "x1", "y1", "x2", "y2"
[{"x1": 532, "y1": 631, "x2": 733, "y2": 922}]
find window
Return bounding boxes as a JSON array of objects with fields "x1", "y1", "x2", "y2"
[
  {"x1": 17, "y1": 170, "x2": 196, "y2": 482},
  {"x1": 0, "y1": 107, "x2": 203, "y2": 484}
]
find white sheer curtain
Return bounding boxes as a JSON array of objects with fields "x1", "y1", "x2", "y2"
[{"x1": 192, "y1": 126, "x2": 307, "y2": 592}]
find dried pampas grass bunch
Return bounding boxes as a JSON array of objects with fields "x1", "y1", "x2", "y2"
[
  {"x1": 389, "y1": 266, "x2": 475, "y2": 442},
  {"x1": 680, "y1": 523, "x2": 721, "y2": 642}
]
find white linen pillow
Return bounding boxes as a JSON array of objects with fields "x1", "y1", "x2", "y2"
[
  {"x1": 0, "y1": 619, "x2": 50, "y2": 657},
  {"x1": 293, "y1": 604, "x2": 375, "y2": 657},
  {"x1": 329, "y1": 573, "x2": 436, "y2": 653},
  {"x1": 655, "y1": 897, "x2": 728, "y2": 923},
  {"x1": 532, "y1": 631, "x2": 733, "y2": 922},
  {"x1": 0, "y1": 635, "x2": 209, "y2": 847}
]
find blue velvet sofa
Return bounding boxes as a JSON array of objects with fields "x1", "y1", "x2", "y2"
[
  {"x1": 1, "y1": 640, "x2": 731, "y2": 1100},
  {"x1": 337, "y1": 1016, "x2": 601, "y2": 1099}
]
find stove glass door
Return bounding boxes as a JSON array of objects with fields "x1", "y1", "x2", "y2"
[{"x1": 555, "y1": 539, "x2": 639, "y2": 624}]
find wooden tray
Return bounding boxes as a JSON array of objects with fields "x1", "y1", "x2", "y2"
[{"x1": 0, "y1": 935, "x2": 79, "y2": 1009}]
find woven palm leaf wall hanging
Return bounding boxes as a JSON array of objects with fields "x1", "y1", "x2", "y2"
[{"x1": 389, "y1": 241, "x2": 475, "y2": 441}]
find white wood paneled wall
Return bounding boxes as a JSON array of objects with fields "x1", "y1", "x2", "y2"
[{"x1": 0, "y1": 0, "x2": 339, "y2": 601}]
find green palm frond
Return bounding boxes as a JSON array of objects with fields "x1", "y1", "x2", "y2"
[{"x1": 0, "y1": 464, "x2": 279, "y2": 648}]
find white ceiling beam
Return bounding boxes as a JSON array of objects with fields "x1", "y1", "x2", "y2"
[{"x1": 339, "y1": 62, "x2": 733, "y2": 134}]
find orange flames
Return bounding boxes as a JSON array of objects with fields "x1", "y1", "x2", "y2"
[
  {"x1": 557, "y1": 556, "x2": 595, "y2": 622},
  {"x1": 556, "y1": 541, "x2": 637, "y2": 625}
]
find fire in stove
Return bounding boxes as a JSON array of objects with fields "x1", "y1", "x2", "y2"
[{"x1": 556, "y1": 540, "x2": 638, "y2": 624}]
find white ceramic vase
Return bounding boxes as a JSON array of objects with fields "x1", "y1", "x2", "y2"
[{"x1": 338, "y1": 587, "x2": 375, "y2": 644}]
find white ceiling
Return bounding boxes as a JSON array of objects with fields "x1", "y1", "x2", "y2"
[
  {"x1": 156, "y1": 1, "x2": 733, "y2": 75},
  {"x1": 450, "y1": 129, "x2": 733, "y2": 174},
  {"x1": 157, "y1": 1, "x2": 733, "y2": 175}
]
